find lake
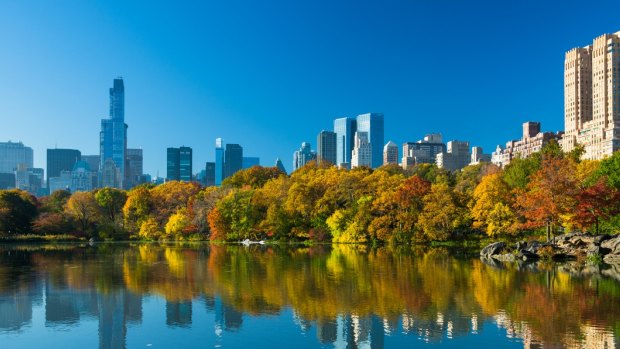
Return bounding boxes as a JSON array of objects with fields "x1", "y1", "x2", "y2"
[{"x1": 0, "y1": 243, "x2": 619, "y2": 348}]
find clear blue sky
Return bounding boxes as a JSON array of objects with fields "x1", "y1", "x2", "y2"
[{"x1": 1, "y1": 0, "x2": 619, "y2": 176}]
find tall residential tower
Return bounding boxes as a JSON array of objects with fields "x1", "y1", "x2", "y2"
[
  {"x1": 100, "y1": 78, "x2": 127, "y2": 188},
  {"x1": 563, "y1": 31, "x2": 620, "y2": 159}
]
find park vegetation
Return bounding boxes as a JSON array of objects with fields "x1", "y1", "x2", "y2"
[{"x1": 1, "y1": 141, "x2": 620, "y2": 243}]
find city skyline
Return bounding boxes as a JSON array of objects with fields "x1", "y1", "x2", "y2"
[{"x1": 2, "y1": 1, "x2": 620, "y2": 177}]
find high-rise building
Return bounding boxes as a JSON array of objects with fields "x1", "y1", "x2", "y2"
[
  {"x1": 351, "y1": 132, "x2": 371, "y2": 168},
  {"x1": 242, "y1": 157, "x2": 260, "y2": 169},
  {"x1": 317, "y1": 130, "x2": 337, "y2": 165},
  {"x1": 356, "y1": 113, "x2": 384, "y2": 168},
  {"x1": 436, "y1": 140, "x2": 471, "y2": 171},
  {"x1": 470, "y1": 146, "x2": 492, "y2": 165},
  {"x1": 0, "y1": 141, "x2": 33, "y2": 174},
  {"x1": 166, "y1": 148, "x2": 180, "y2": 181},
  {"x1": 224, "y1": 144, "x2": 243, "y2": 179},
  {"x1": 293, "y1": 142, "x2": 316, "y2": 171},
  {"x1": 334, "y1": 117, "x2": 357, "y2": 167},
  {"x1": 15, "y1": 164, "x2": 44, "y2": 195},
  {"x1": 179, "y1": 146, "x2": 192, "y2": 181},
  {"x1": 47, "y1": 149, "x2": 81, "y2": 187},
  {"x1": 401, "y1": 134, "x2": 446, "y2": 170},
  {"x1": 215, "y1": 138, "x2": 224, "y2": 185},
  {"x1": 275, "y1": 158, "x2": 287, "y2": 174},
  {"x1": 125, "y1": 148, "x2": 143, "y2": 189},
  {"x1": 71, "y1": 161, "x2": 97, "y2": 192},
  {"x1": 563, "y1": 31, "x2": 620, "y2": 159},
  {"x1": 205, "y1": 162, "x2": 216, "y2": 186},
  {"x1": 0, "y1": 173, "x2": 15, "y2": 190},
  {"x1": 100, "y1": 78, "x2": 127, "y2": 189},
  {"x1": 383, "y1": 141, "x2": 398, "y2": 165},
  {"x1": 167, "y1": 146, "x2": 192, "y2": 181}
]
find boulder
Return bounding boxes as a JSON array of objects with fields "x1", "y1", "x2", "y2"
[
  {"x1": 603, "y1": 253, "x2": 620, "y2": 265},
  {"x1": 480, "y1": 242, "x2": 506, "y2": 258},
  {"x1": 602, "y1": 235, "x2": 620, "y2": 253},
  {"x1": 516, "y1": 249, "x2": 539, "y2": 261}
]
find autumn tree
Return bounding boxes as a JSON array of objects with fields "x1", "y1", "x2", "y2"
[
  {"x1": 471, "y1": 173, "x2": 514, "y2": 236},
  {"x1": 222, "y1": 166, "x2": 285, "y2": 189},
  {"x1": 123, "y1": 186, "x2": 154, "y2": 234},
  {"x1": 65, "y1": 191, "x2": 101, "y2": 234},
  {"x1": 515, "y1": 157, "x2": 579, "y2": 232},
  {"x1": 571, "y1": 179, "x2": 620, "y2": 233},
  {"x1": 418, "y1": 182, "x2": 466, "y2": 241},
  {"x1": 0, "y1": 190, "x2": 38, "y2": 235}
]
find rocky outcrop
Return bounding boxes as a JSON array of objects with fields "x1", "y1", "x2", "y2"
[{"x1": 480, "y1": 232, "x2": 620, "y2": 265}]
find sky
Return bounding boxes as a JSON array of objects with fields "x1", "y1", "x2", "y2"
[{"x1": 1, "y1": 0, "x2": 620, "y2": 176}]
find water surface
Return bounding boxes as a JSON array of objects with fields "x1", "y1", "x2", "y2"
[{"x1": 0, "y1": 243, "x2": 619, "y2": 348}]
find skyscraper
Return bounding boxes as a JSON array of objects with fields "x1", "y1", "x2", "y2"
[
  {"x1": 179, "y1": 146, "x2": 193, "y2": 181},
  {"x1": 401, "y1": 134, "x2": 446, "y2": 170},
  {"x1": 100, "y1": 78, "x2": 127, "y2": 189},
  {"x1": 334, "y1": 117, "x2": 357, "y2": 167},
  {"x1": 125, "y1": 148, "x2": 143, "y2": 188},
  {"x1": 0, "y1": 141, "x2": 33, "y2": 174},
  {"x1": 293, "y1": 142, "x2": 316, "y2": 171},
  {"x1": 317, "y1": 130, "x2": 337, "y2": 165},
  {"x1": 356, "y1": 113, "x2": 384, "y2": 168},
  {"x1": 166, "y1": 148, "x2": 180, "y2": 181},
  {"x1": 224, "y1": 144, "x2": 243, "y2": 179},
  {"x1": 383, "y1": 141, "x2": 398, "y2": 165},
  {"x1": 351, "y1": 132, "x2": 371, "y2": 168},
  {"x1": 167, "y1": 146, "x2": 192, "y2": 181},
  {"x1": 47, "y1": 149, "x2": 81, "y2": 187},
  {"x1": 215, "y1": 138, "x2": 224, "y2": 185},
  {"x1": 275, "y1": 158, "x2": 287, "y2": 174},
  {"x1": 205, "y1": 162, "x2": 216, "y2": 186},
  {"x1": 563, "y1": 31, "x2": 620, "y2": 159}
]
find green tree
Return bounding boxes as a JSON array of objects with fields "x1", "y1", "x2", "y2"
[
  {"x1": 95, "y1": 187, "x2": 127, "y2": 223},
  {"x1": 418, "y1": 183, "x2": 465, "y2": 241}
]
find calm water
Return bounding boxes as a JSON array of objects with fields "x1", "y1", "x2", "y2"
[{"x1": 0, "y1": 244, "x2": 619, "y2": 349}]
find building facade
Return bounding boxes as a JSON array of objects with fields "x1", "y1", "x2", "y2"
[
  {"x1": 99, "y1": 78, "x2": 127, "y2": 189},
  {"x1": 563, "y1": 31, "x2": 620, "y2": 159},
  {"x1": 204, "y1": 162, "x2": 216, "y2": 186},
  {"x1": 401, "y1": 134, "x2": 446, "y2": 170},
  {"x1": 224, "y1": 144, "x2": 243, "y2": 180},
  {"x1": 166, "y1": 148, "x2": 180, "y2": 181},
  {"x1": 356, "y1": 113, "x2": 384, "y2": 168},
  {"x1": 492, "y1": 122, "x2": 563, "y2": 168},
  {"x1": 46, "y1": 149, "x2": 81, "y2": 186},
  {"x1": 0, "y1": 141, "x2": 33, "y2": 174},
  {"x1": 275, "y1": 158, "x2": 287, "y2": 174},
  {"x1": 383, "y1": 141, "x2": 398, "y2": 165},
  {"x1": 179, "y1": 146, "x2": 192, "y2": 181},
  {"x1": 351, "y1": 132, "x2": 371, "y2": 168},
  {"x1": 215, "y1": 138, "x2": 224, "y2": 185},
  {"x1": 293, "y1": 142, "x2": 316, "y2": 171},
  {"x1": 317, "y1": 130, "x2": 337, "y2": 166},
  {"x1": 470, "y1": 146, "x2": 491, "y2": 165},
  {"x1": 436, "y1": 140, "x2": 471, "y2": 171},
  {"x1": 125, "y1": 148, "x2": 143, "y2": 189},
  {"x1": 334, "y1": 117, "x2": 356, "y2": 167}
]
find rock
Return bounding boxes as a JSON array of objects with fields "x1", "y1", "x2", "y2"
[
  {"x1": 517, "y1": 249, "x2": 539, "y2": 261},
  {"x1": 603, "y1": 253, "x2": 620, "y2": 265},
  {"x1": 480, "y1": 242, "x2": 506, "y2": 258},
  {"x1": 525, "y1": 241, "x2": 542, "y2": 254},
  {"x1": 515, "y1": 241, "x2": 527, "y2": 251},
  {"x1": 602, "y1": 235, "x2": 620, "y2": 253},
  {"x1": 495, "y1": 253, "x2": 516, "y2": 262}
]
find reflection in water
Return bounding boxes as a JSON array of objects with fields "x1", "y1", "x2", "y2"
[{"x1": 0, "y1": 244, "x2": 619, "y2": 348}]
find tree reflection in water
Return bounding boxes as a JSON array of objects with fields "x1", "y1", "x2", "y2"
[{"x1": 0, "y1": 244, "x2": 619, "y2": 348}]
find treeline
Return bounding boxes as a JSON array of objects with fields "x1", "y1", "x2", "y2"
[{"x1": 1, "y1": 141, "x2": 620, "y2": 242}]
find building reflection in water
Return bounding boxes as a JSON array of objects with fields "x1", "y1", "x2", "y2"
[{"x1": 1, "y1": 245, "x2": 620, "y2": 349}]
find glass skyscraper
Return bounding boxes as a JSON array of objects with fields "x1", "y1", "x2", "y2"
[
  {"x1": 215, "y1": 138, "x2": 224, "y2": 186},
  {"x1": 179, "y1": 146, "x2": 193, "y2": 181},
  {"x1": 167, "y1": 148, "x2": 180, "y2": 181},
  {"x1": 224, "y1": 144, "x2": 243, "y2": 179},
  {"x1": 46, "y1": 149, "x2": 81, "y2": 188},
  {"x1": 356, "y1": 113, "x2": 384, "y2": 168},
  {"x1": 333, "y1": 117, "x2": 356, "y2": 166},
  {"x1": 317, "y1": 130, "x2": 337, "y2": 165},
  {"x1": 100, "y1": 78, "x2": 127, "y2": 189}
]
